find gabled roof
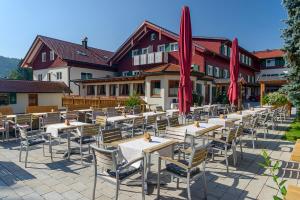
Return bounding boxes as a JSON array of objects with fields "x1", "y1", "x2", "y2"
[
  {"x1": 0, "y1": 80, "x2": 71, "y2": 93},
  {"x1": 144, "y1": 63, "x2": 204, "y2": 76},
  {"x1": 21, "y1": 35, "x2": 114, "y2": 68},
  {"x1": 109, "y1": 20, "x2": 207, "y2": 63},
  {"x1": 192, "y1": 36, "x2": 230, "y2": 41},
  {"x1": 253, "y1": 49, "x2": 284, "y2": 59}
]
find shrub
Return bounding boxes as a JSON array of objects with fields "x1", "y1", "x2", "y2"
[
  {"x1": 262, "y1": 92, "x2": 288, "y2": 107},
  {"x1": 125, "y1": 94, "x2": 141, "y2": 107},
  {"x1": 192, "y1": 92, "x2": 203, "y2": 106}
]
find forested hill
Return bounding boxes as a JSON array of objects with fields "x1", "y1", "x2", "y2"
[{"x1": 0, "y1": 55, "x2": 21, "y2": 78}]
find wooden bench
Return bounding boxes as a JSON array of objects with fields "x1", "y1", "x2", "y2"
[
  {"x1": 26, "y1": 106, "x2": 58, "y2": 113},
  {"x1": 0, "y1": 106, "x2": 13, "y2": 115},
  {"x1": 67, "y1": 104, "x2": 90, "y2": 111}
]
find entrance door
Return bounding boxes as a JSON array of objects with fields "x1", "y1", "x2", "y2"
[
  {"x1": 205, "y1": 84, "x2": 210, "y2": 104},
  {"x1": 28, "y1": 94, "x2": 38, "y2": 106}
]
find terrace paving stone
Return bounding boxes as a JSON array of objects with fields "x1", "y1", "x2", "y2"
[{"x1": 0, "y1": 116, "x2": 297, "y2": 199}]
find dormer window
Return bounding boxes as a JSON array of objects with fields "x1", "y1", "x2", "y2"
[
  {"x1": 42, "y1": 52, "x2": 46, "y2": 62},
  {"x1": 170, "y1": 42, "x2": 179, "y2": 51},
  {"x1": 76, "y1": 50, "x2": 87, "y2": 56},
  {"x1": 50, "y1": 50, "x2": 55, "y2": 61}
]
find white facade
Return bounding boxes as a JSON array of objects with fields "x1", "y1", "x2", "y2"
[
  {"x1": 9, "y1": 93, "x2": 64, "y2": 113},
  {"x1": 256, "y1": 67, "x2": 290, "y2": 80},
  {"x1": 33, "y1": 66, "x2": 114, "y2": 95}
]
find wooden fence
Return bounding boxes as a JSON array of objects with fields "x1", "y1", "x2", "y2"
[{"x1": 62, "y1": 96, "x2": 145, "y2": 109}]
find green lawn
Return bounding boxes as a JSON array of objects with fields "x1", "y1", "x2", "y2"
[{"x1": 282, "y1": 120, "x2": 300, "y2": 142}]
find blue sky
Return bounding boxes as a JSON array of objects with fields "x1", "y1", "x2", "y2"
[{"x1": 0, "y1": 0, "x2": 286, "y2": 58}]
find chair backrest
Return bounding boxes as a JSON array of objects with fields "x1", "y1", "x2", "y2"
[
  {"x1": 235, "y1": 123, "x2": 244, "y2": 137},
  {"x1": 79, "y1": 124, "x2": 100, "y2": 137},
  {"x1": 146, "y1": 115, "x2": 157, "y2": 125},
  {"x1": 18, "y1": 126, "x2": 28, "y2": 139},
  {"x1": 172, "y1": 111, "x2": 179, "y2": 117},
  {"x1": 168, "y1": 116, "x2": 179, "y2": 127},
  {"x1": 105, "y1": 107, "x2": 117, "y2": 117},
  {"x1": 100, "y1": 128, "x2": 122, "y2": 144},
  {"x1": 133, "y1": 116, "x2": 145, "y2": 128},
  {"x1": 15, "y1": 114, "x2": 32, "y2": 126},
  {"x1": 44, "y1": 112, "x2": 61, "y2": 125},
  {"x1": 133, "y1": 106, "x2": 141, "y2": 115},
  {"x1": 65, "y1": 111, "x2": 79, "y2": 120},
  {"x1": 156, "y1": 106, "x2": 163, "y2": 112},
  {"x1": 95, "y1": 116, "x2": 107, "y2": 128},
  {"x1": 189, "y1": 145, "x2": 208, "y2": 168},
  {"x1": 123, "y1": 106, "x2": 131, "y2": 114},
  {"x1": 225, "y1": 128, "x2": 236, "y2": 144},
  {"x1": 92, "y1": 109, "x2": 105, "y2": 120},
  {"x1": 91, "y1": 145, "x2": 118, "y2": 172},
  {"x1": 156, "y1": 119, "x2": 168, "y2": 132},
  {"x1": 164, "y1": 127, "x2": 186, "y2": 142}
]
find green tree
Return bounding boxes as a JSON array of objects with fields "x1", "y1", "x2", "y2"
[
  {"x1": 280, "y1": 0, "x2": 300, "y2": 118},
  {"x1": 8, "y1": 67, "x2": 32, "y2": 80}
]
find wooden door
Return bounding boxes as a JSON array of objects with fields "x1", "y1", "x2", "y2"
[{"x1": 28, "y1": 94, "x2": 38, "y2": 106}]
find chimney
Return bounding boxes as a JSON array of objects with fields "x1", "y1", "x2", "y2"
[{"x1": 82, "y1": 37, "x2": 88, "y2": 49}]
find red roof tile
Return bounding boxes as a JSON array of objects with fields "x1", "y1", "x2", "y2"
[
  {"x1": 0, "y1": 80, "x2": 71, "y2": 93},
  {"x1": 38, "y1": 35, "x2": 114, "y2": 66},
  {"x1": 144, "y1": 63, "x2": 181, "y2": 73},
  {"x1": 253, "y1": 49, "x2": 284, "y2": 59}
]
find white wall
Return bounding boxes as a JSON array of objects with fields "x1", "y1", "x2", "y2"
[
  {"x1": 257, "y1": 67, "x2": 290, "y2": 80},
  {"x1": 33, "y1": 66, "x2": 115, "y2": 95},
  {"x1": 9, "y1": 93, "x2": 64, "y2": 113}
]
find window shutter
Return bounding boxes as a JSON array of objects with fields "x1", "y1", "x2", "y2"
[
  {"x1": 220, "y1": 69, "x2": 223, "y2": 78},
  {"x1": 213, "y1": 67, "x2": 217, "y2": 77},
  {"x1": 206, "y1": 65, "x2": 209, "y2": 75},
  {"x1": 227, "y1": 48, "x2": 231, "y2": 57},
  {"x1": 220, "y1": 44, "x2": 225, "y2": 55},
  {"x1": 196, "y1": 83, "x2": 202, "y2": 94}
]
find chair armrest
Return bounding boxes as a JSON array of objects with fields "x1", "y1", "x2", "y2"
[
  {"x1": 160, "y1": 156, "x2": 189, "y2": 170},
  {"x1": 206, "y1": 136, "x2": 227, "y2": 144},
  {"x1": 119, "y1": 157, "x2": 144, "y2": 170}
]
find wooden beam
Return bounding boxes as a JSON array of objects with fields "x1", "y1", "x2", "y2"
[{"x1": 260, "y1": 82, "x2": 265, "y2": 106}]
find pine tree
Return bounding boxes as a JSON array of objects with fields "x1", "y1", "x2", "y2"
[{"x1": 281, "y1": 0, "x2": 300, "y2": 118}]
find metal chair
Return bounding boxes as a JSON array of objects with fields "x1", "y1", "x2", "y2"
[
  {"x1": 64, "y1": 111, "x2": 79, "y2": 121},
  {"x1": 145, "y1": 115, "x2": 157, "y2": 134},
  {"x1": 99, "y1": 128, "x2": 123, "y2": 149},
  {"x1": 156, "y1": 119, "x2": 168, "y2": 136},
  {"x1": 132, "y1": 106, "x2": 141, "y2": 115},
  {"x1": 168, "y1": 116, "x2": 180, "y2": 127},
  {"x1": 243, "y1": 115, "x2": 259, "y2": 149},
  {"x1": 91, "y1": 145, "x2": 145, "y2": 200},
  {"x1": 210, "y1": 128, "x2": 237, "y2": 172},
  {"x1": 157, "y1": 144, "x2": 208, "y2": 200},
  {"x1": 155, "y1": 106, "x2": 164, "y2": 112},
  {"x1": 89, "y1": 109, "x2": 105, "y2": 123},
  {"x1": 18, "y1": 126, "x2": 52, "y2": 168},
  {"x1": 0, "y1": 115, "x2": 8, "y2": 141},
  {"x1": 125, "y1": 116, "x2": 145, "y2": 137},
  {"x1": 40, "y1": 112, "x2": 61, "y2": 128},
  {"x1": 74, "y1": 124, "x2": 100, "y2": 164},
  {"x1": 105, "y1": 107, "x2": 117, "y2": 117},
  {"x1": 14, "y1": 114, "x2": 32, "y2": 139},
  {"x1": 95, "y1": 116, "x2": 108, "y2": 129}
]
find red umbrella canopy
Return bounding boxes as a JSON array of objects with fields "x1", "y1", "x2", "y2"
[
  {"x1": 178, "y1": 6, "x2": 193, "y2": 115},
  {"x1": 227, "y1": 38, "x2": 240, "y2": 105}
]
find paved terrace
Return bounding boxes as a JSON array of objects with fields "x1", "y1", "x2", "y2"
[{"x1": 0, "y1": 117, "x2": 298, "y2": 200}]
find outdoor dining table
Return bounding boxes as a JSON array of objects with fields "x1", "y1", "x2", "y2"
[
  {"x1": 207, "y1": 117, "x2": 239, "y2": 128},
  {"x1": 44, "y1": 121, "x2": 89, "y2": 159},
  {"x1": 141, "y1": 111, "x2": 166, "y2": 119},
  {"x1": 227, "y1": 113, "x2": 251, "y2": 122},
  {"x1": 106, "y1": 115, "x2": 139, "y2": 125},
  {"x1": 112, "y1": 136, "x2": 177, "y2": 194},
  {"x1": 166, "y1": 109, "x2": 179, "y2": 116},
  {"x1": 167, "y1": 123, "x2": 223, "y2": 137},
  {"x1": 242, "y1": 107, "x2": 267, "y2": 115}
]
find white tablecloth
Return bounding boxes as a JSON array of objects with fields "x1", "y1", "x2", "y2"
[
  {"x1": 142, "y1": 111, "x2": 166, "y2": 118},
  {"x1": 166, "y1": 109, "x2": 179, "y2": 116},
  {"x1": 207, "y1": 118, "x2": 235, "y2": 128},
  {"x1": 46, "y1": 121, "x2": 88, "y2": 137},
  {"x1": 118, "y1": 137, "x2": 172, "y2": 168},
  {"x1": 106, "y1": 115, "x2": 138, "y2": 123},
  {"x1": 242, "y1": 108, "x2": 267, "y2": 115},
  {"x1": 168, "y1": 123, "x2": 221, "y2": 137}
]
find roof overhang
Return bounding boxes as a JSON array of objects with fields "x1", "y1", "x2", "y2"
[{"x1": 72, "y1": 76, "x2": 145, "y2": 84}]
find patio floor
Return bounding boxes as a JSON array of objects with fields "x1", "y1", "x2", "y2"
[{"x1": 0, "y1": 117, "x2": 298, "y2": 200}]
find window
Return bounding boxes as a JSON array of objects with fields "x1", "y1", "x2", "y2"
[
  {"x1": 122, "y1": 71, "x2": 129, "y2": 77},
  {"x1": 133, "y1": 83, "x2": 145, "y2": 95},
  {"x1": 56, "y1": 72, "x2": 62, "y2": 80},
  {"x1": 241, "y1": 54, "x2": 245, "y2": 64},
  {"x1": 109, "y1": 84, "x2": 117, "y2": 96},
  {"x1": 170, "y1": 42, "x2": 178, "y2": 51},
  {"x1": 81, "y1": 72, "x2": 92, "y2": 80},
  {"x1": 223, "y1": 69, "x2": 229, "y2": 78},
  {"x1": 249, "y1": 57, "x2": 252, "y2": 66},
  {"x1": 223, "y1": 45, "x2": 228, "y2": 56},
  {"x1": 97, "y1": 85, "x2": 106, "y2": 96},
  {"x1": 151, "y1": 80, "x2": 161, "y2": 97},
  {"x1": 247, "y1": 75, "x2": 250, "y2": 82},
  {"x1": 0, "y1": 93, "x2": 17, "y2": 105},
  {"x1": 50, "y1": 50, "x2": 55, "y2": 61},
  {"x1": 266, "y1": 59, "x2": 276, "y2": 67},
  {"x1": 168, "y1": 80, "x2": 179, "y2": 97},
  {"x1": 227, "y1": 47, "x2": 231, "y2": 57},
  {"x1": 214, "y1": 67, "x2": 220, "y2": 78},
  {"x1": 206, "y1": 65, "x2": 214, "y2": 76},
  {"x1": 150, "y1": 33, "x2": 156, "y2": 41},
  {"x1": 132, "y1": 49, "x2": 139, "y2": 57},
  {"x1": 38, "y1": 74, "x2": 43, "y2": 81},
  {"x1": 132, "y1": 71, "x2": 141, "y2": 76},
  {"x1": 87, "y1": 85, "x2": 95, "y2": 95},
  {"x1": 157, "y1": 44, "x2": 165, "y2": 52},
  {"x1": 196, "y1": 83, "x2": 202, "y2": 94},
  {"x1": 47, "y1": 73, "x2": 51, "y2": 81},
  {"x1": 9, "y1": 93, "x2": 16, "y2": 104},
  {"x1": 42, "y1": 52, "x2": 46, "y2": 62},
  {"x1": 119, "y1": 84, "x2": 130, "y2": 96},
  {"x1": 141, "y1": 48, "x2": 148, "y2": 54}
]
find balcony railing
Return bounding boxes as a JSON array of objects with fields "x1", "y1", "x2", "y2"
[{"x1": 133, "y1": 52, "x2": 168, "y2": 66}]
